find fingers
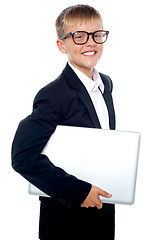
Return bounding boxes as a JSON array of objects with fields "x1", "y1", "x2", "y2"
[
  {"x1": 81, "y1": 196, "x2": 102, "y2": 209},
  {"x1": 96, "y1": 199, "x2": 103, "y2": 209}
]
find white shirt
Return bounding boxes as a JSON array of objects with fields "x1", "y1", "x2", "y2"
[{"x1": 68, "y1": 62, "x2": 109, "y2": 129}]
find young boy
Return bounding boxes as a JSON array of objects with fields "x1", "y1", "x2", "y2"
[{"x1": 12, "y1": 4, "x2": 116, "y2": 240}]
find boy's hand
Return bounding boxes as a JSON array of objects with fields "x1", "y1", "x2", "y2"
[{"x1": 81, "y1": 185, "x2": 112, "y2": 209}]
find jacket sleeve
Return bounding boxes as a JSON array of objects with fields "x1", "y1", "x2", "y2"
[{"x1": 11, "y1": 87, "x2": 91, "y2": 207}]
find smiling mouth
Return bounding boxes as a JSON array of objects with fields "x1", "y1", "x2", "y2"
[{"x1": 82, "y1": 51, "x2": 97, "y2": 56}]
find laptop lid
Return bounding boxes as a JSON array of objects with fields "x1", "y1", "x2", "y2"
[{"x1": 29, "y1": 125, "x2": 141, "y2": 205}]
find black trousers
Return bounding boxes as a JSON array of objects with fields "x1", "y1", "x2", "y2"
[{"x1": 39, "y1": 197, "x2": 115, "y2": 240}]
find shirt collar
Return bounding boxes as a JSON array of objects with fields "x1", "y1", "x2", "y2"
[
  {"x1": 93, "y1": 68, "x2": 104, "y2": 93},
  {"x1": 68, "y1": 62, "x2": 104, "y2": 94}
]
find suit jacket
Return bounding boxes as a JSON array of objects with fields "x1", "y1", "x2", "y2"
[{"x1": 11, "y1": 63, "x2": 116, "y2": 208}]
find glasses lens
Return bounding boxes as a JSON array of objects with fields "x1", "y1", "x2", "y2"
[
  {"x1": 73, "y1": 32, "x2": 88, "y2": 44},
  {"x1": 94, "y1": 31, "x2": 108, "y2": 44}
]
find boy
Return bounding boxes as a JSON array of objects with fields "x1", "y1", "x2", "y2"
[{"x1": 12, "y1": 4, "x2": 116, "y2": 240}]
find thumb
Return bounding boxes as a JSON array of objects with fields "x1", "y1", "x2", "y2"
[{"x1": 98, "y1": 188, "x2": 112, "y2": 198}]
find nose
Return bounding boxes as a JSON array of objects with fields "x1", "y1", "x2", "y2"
[{"x1": 85, "y1": 34, "x2": 96, "y2": 46}]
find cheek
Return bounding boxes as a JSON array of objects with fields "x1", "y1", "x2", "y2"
[
  {"x1": 96, "y1": 46, "x2": 104, "y2": 60},
  {"x1": 98, "y1": 45, "x2": 104, "y2": 55},
  {"x1": 67, "y1": 46, "x2": 83, "y2": 60}
]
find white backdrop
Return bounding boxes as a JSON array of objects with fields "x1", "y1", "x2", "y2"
[{"x1": 0, "y1": 0, "x2": 160, "y2": 239}]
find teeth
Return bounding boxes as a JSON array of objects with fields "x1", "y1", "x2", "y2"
[{"x1": 83, "y1": 52, "x2": 96, "y2": 56}]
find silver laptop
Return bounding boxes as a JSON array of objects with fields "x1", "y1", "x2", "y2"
[{"x1": 29, "y1": 125, "x2": 141, "y2": 205}]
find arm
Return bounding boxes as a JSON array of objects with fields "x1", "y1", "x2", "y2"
[{"x1": 11, "y1": 87, "x2": 91, "y2": 207}]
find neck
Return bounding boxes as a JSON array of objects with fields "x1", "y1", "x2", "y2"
[{"x1": 69, "y1": 61, "x2": 94, "y2": 80}]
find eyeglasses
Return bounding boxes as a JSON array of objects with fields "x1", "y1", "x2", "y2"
[{"x1": 60, "y1": 30, "x2": 109, "y2": 45}]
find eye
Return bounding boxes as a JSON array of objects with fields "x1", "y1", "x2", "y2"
[
  {"x1": 75, "y1": 35, "x2": 83, "y2": 39},
  {"x1": 94, "y1": 33, "x2": 103, "y2": 38},
  {"x1": 74, "y1": 33, "x2": 86, "y2": 39}
]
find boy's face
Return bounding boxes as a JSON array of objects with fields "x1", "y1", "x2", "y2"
[{"x1": 57, "y1": 19, "x2": 104, "y2": 78}]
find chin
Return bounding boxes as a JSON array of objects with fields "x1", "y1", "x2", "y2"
[{"x1": 83, "y1": 62, "x2": 98, "y2": 69}]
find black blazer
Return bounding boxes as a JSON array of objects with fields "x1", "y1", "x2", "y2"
[{"x1": 11, "y1": 63, "x2": 116, "y2": 208}]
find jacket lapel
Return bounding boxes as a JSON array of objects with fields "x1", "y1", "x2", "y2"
[
  {"x1": 78, "y1": 88, "x2": 101, "y2": 128},
  {"x1": 62, "y1": 63, "x2": 101, "y2": 128},
  {"x1": 102, "y1": 85, "x2": 116, "y2": 130}
]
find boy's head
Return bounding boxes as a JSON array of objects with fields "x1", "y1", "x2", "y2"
[
  {"x1": 56, "y1": 4, "x2": 103, "y2": 39},
  {"x1": 56, "y1": 5, "x2": 108, "y2": 79}
]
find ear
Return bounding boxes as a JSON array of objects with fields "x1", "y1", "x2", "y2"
[{"x1": 56, "y1": 39, "x2": 67, "y2": 54}]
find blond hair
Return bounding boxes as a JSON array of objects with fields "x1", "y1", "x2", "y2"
[{"x1": 55, "y1": 4, "x2": 103, "y2": 38}]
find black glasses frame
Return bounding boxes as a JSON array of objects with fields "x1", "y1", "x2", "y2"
[{"x1": 60, "y1": 30, "x2": 109, "y2": 45}]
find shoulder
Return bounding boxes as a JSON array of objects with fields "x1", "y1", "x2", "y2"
[
  {"x1": 33, "y1": 73, "x2": 68, "y2": 104},
  {"x1": 32, "y1": 67, "x2": 76, "y2": 113},
  {"x1": 99, "y1": 73, "x2": 113, "y2": 92},
  {"x1": 37, "y1": 74, "x2": 66, "y2": 96},
  {"x1": 34, "y1": 63, "x2": 79, "y2": 103}
]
